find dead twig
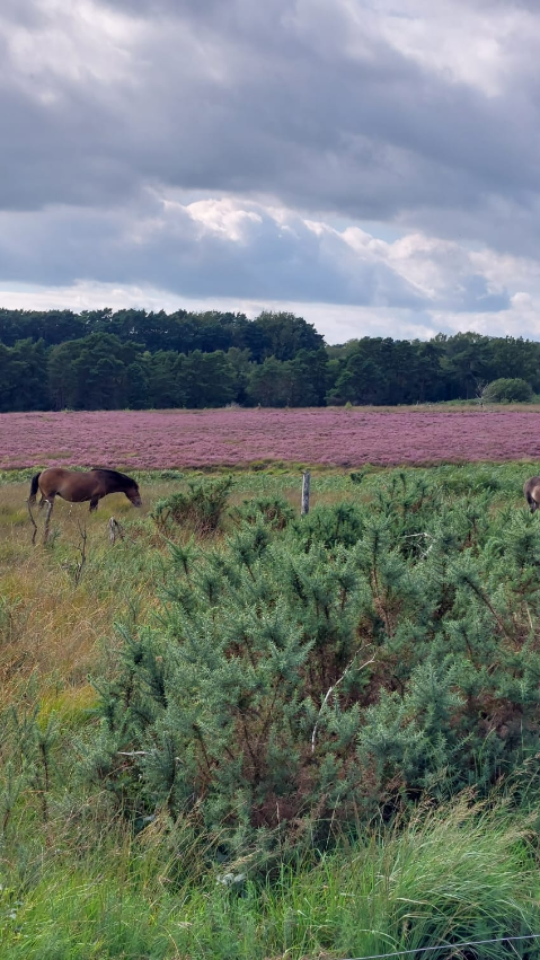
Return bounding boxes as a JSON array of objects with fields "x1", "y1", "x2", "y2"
[
  {"x1": 311, "y1": 655, "x2": 376, "y2": 754},
  {"x1": 108, "y1": 516, "x2": 136, "y2": 545},
  {"x1": 73, "y1": 520, "x2": 88, "y2": 586},
  {"x1": 108, "y1": 517, "x2": 124, "y2": 544},
  {"x1": 27, "y1": 499, "x2": 38, "y2": 546}
]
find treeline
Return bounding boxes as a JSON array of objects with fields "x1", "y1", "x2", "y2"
[{"x1": 1, "y1": 306, "x2": 539, "y2": 410}]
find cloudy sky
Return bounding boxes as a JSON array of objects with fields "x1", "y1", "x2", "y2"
[{"x1": 1, "y1": 0, "x2": 540, "y2": 343}]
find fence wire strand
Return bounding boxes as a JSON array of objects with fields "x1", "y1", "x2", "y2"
[{"x1": 341, "y1": 931, "x2": 540, "y2": 960}]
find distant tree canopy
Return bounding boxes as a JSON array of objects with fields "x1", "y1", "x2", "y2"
[{"x1": 0, "y1": 307, "x2": 539, "y2": 411}]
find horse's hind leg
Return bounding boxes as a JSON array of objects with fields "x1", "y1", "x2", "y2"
[{"x1": 89, "y1": 498, "x2": 99, "y2": 512}]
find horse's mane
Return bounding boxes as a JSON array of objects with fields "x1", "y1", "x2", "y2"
[{"x1": 92, "y1": 467, "x2": 137, "y2": 485}]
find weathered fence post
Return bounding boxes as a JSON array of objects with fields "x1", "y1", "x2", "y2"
[
  {"x1": 108, "y1": 517, "x2": 125, "y2": 545},
  {"x1": 301, "y1": 471, "x2": 311, "y2": 516}
]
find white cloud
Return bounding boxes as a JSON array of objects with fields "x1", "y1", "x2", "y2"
[
  {"x1": 3, "y1": 191, "x2": 539, "y2": 343},
  {"x1": 2, "y1": 193, "x2": 510, "y2": 313},
  {"x1": 185, "y1": 198, "x2": 263, "y2": 241},
  {"x1": 0, "y1": 280, "x2": 437, "y2": 342},
  {"x1": 0, "y1": 0, "x2": 142, "y2": 93}
]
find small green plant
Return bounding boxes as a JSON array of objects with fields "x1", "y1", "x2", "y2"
[
  {"x1": 152, "y1": 477, "x2": 234, "y2": 534},
  {"x1": 231, "y1": 496, "x2": 295, "y2": 530},
  {"x1": 0, "y1": 595, "x2": 24, "y2": 645},
  {"x1": 349, "y1": 470, "x2": 366, "y2": 485},
  {"x1": 156, "y1": 470, "x2": 185, "y2": 481}
]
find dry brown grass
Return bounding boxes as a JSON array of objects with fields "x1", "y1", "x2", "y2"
[
  {"x1": 0, "y1": 482, "x2": 176, "y2": 711},
  {"x1": 0, "y1": 473, "x2": 355, "y2": 712}
]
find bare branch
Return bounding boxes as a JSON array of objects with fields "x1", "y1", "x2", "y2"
[
  {"x1": 108, "y1": 517, "x2": 135, "y2": 544},
  {"x1": 26, "y1": 499, "x2": 38, "y2": 546},
  {"x1": 73, "y1": 520, "x2": 88, "y2": 585},
  {"x1": 311, "y1": 656, "x2": 376, "y2": 754}
]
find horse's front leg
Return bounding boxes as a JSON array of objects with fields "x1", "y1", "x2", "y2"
[{"x1": 89, "y1": 498, "x2": 99, "y2": 512}]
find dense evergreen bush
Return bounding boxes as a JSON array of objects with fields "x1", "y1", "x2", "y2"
[{"x1": 84, "y1": 470, "x2": 540, "y2": 865}]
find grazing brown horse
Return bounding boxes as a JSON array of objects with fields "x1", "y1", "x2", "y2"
[
  {"x1": 28, "y1": 468, "x2": 142, "y2": 539},
  {"x1": 524, "y1": 476, "x2": 540, "y2": 513}
]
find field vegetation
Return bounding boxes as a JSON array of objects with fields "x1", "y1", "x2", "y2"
[
  {"x1": 3, "y1": 405, "x2": 540, "y2": 471},
  {"x1": 2, "y1": 463, "x2": 540, "y2": 957}
]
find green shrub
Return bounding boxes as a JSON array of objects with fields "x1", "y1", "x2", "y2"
[
  {"x1": 231, "y1": 496, "x2": 295, "y2": 530},
  {"x1": 151, "y1": 477, "x2": 233, "y2": 534},
  {"x1": 482, "y1": 378, "x2": 533, "y2": 403},
  {"x1": 84, "y1": 468, "x2": 540, "y2": 865}
]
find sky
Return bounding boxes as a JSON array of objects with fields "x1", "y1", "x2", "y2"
[{"x1": 1, "y1": 0, "x2": 540, "y2": 344}]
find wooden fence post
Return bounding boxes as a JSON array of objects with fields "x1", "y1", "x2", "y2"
[
  {"x1": 108, "y1": 517, "x2": 126, "y2": 545},
  {"x1": 301, "y1": 471, "x2": 311, "y2": 516}
]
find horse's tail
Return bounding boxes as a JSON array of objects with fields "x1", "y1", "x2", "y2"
[{"x1": 28, "y1": 472, "x2": 41, "y2": 505}]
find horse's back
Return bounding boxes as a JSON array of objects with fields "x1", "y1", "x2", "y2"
[
  {"x1": 40, "y1": 466, "x2": 72, "y2": 482},
  {"x1": 39, "y1": 467, "x2": 100, "y2": 503},
  {"x1": 38, "y1": 467, "x2": 72, "y2": 491}
]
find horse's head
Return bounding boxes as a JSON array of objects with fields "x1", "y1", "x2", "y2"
[{"x1": 127, "y1": 482, "x2": 142, "y2": 507}]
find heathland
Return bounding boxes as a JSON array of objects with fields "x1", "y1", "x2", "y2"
[
  {"x1": 3, "y1": 461, "x2": 540, "y2": 958},
  {"x1": 3, "y1": 406, "x2": 540, "y2": 471}
]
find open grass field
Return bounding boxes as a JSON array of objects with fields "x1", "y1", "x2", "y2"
[
  {"x1": 0, "y1": 471, "x2": 355, "y2": 707},
  {"x1": 2, "y1": 405, "x2": 540, "y2": 470},
  {"x1": 3, "y1": 462, "x2": 540, "y2": 958}
]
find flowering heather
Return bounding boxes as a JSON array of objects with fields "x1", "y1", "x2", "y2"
[{"x1": 1, "y1": 408, "x2": 540, "y2": 470}]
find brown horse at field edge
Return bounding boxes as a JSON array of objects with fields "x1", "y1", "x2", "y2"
[
  {"x1": 524, "y1": 476, "x2": 540, "y2": 513},
  {"x1": 28, "y1": 467, "x2": 142, "y2": 542}
]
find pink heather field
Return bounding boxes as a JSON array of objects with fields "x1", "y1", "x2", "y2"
[{"x1": 2, "y1": 407, "x2": 540, "y2": 469}]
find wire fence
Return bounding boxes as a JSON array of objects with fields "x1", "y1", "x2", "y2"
[{"x1": 342, "y1": 931, "x2": 540, "y2": 960}]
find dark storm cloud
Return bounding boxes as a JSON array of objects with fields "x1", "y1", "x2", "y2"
[
  {"x1": 0, "y1": 0, "x2": 537, "y2": 314},
  {"x1": 0, "y1": 82, "x2": 137, "y2": 211},
  {"x1": 2, "y1": 0, "x2": 539, "y2": 227}
]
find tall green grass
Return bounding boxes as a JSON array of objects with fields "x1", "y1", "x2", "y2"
[{"x1": 1, "y1": 798, "x2": 538, "y2": 959}]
